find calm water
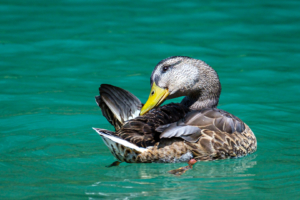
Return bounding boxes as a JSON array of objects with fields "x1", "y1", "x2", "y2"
[{"x1": 1, "y1": 0, "x2": 300, "y2": 199}]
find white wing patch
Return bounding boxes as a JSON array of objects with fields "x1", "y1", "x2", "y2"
[
  {"x1": 93, "y1": 128, "x2": 146, "y2": 153},
  {"x1": 126, "y1": 109, "x2": 141, "y2": 121}
]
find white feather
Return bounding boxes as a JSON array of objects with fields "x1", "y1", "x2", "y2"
[
  {"x1": 126, "y1": 109, "x2": 141, "y2": 121},
  {"x1": 93, "y1": 128, "x2": 146, "y2": 153}
]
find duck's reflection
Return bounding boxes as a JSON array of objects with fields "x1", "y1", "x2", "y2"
[{"x1": 86, "y1": 154, "x2": 257, "y2": 199}]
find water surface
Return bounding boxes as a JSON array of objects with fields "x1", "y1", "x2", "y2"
[{"x1": 1, "y1": 0, "x2": 300, "y2": 199}]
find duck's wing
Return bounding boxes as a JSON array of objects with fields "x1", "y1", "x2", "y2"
[
  {"x1": 117, "y1": 103, "x2": 190, "y2": 147},
  {"x1": 157, "y1": 108, "x2": 256, "y2": 159},
  {"x1": 157, "y1": 108, "x2": 246, "y2": 141},
  {"x1": 155, "y1": 118, "x2": 202, "y2": 142},
  {"x1": 96, "y1": 84, "x2": 142, "y2": 131}
]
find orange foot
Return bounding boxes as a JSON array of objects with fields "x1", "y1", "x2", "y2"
[{"x1": 168, "y1": 159, "x2": 197, "y2": 176}]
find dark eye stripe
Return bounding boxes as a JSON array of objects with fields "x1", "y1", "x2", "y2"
[{"x1": 161, "y1": 60, "x2": 182, "y2": 73}]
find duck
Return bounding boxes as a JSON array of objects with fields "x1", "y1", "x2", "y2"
[{"x1": 93, "y1": 56, "x2": 257, "y2": 163}]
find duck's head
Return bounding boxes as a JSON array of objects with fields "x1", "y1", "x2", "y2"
[{"x1": 140, "y1": 56, "x2": 221, "y2": 115}]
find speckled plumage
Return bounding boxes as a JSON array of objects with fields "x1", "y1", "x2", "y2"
[{"x1": 94, "y1": 56, "x2": 257, "y2": 163}]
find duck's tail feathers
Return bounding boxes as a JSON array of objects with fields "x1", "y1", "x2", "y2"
[
  {"x1": 93, "y1": 128, "x2": 146, "y2": 162},
  {"x1": 96, "y1": 84, "x2": 142, "y2": 131}
]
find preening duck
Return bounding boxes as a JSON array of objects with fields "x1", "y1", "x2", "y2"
[{"x1": 94, "y1": 56, "x2": 257, "y2": 163}]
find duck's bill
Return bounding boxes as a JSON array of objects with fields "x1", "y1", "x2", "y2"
[{"x1": 140, "y1": 82, "x2": 169, "y2": 116}]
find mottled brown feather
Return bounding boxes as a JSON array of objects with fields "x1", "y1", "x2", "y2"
[
  {"x1": 116, "y1": 103, "x2": 189, "y2": 148},
  {"x1": 132, "y1": 108, "x2": 256, "y2": 162}
]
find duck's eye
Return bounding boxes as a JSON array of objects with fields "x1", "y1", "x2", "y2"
[{"x1": 162, "y1": 66, "x2": 169, "y2": 72}]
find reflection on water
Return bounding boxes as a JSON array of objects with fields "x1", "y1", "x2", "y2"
[{"x1": 86, "y1": 154, "x2": 257, "y2": 199}]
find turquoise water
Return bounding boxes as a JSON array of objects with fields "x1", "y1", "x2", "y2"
[{"x1": 1, "y1": 0, "x2": 300, "y2": 199}]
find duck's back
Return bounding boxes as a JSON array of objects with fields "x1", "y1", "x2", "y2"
[
  {"x1": 176, "y1": 108, "x2": 257, "y2": 160},
  {"x1": 116, "y1": 103, "x2": 190, "y2": 148},
  {"x1": 131, "y1": 108, "x2": 257, "y2": 162},
  {"x1": 114, "y1": 104, "x2": 257, "y2": 161}
]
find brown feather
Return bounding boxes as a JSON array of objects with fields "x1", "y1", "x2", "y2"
[{"x1": 116, "y1": 103, "x2": 189, "y2": 148}]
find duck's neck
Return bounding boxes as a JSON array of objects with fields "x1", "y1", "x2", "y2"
[
  {"x1": 179, "y1": 60, "x2": 221, "y2": 110},
  {"x1": 180, "y1": 92, "x2": 220, "y2": 110}
]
